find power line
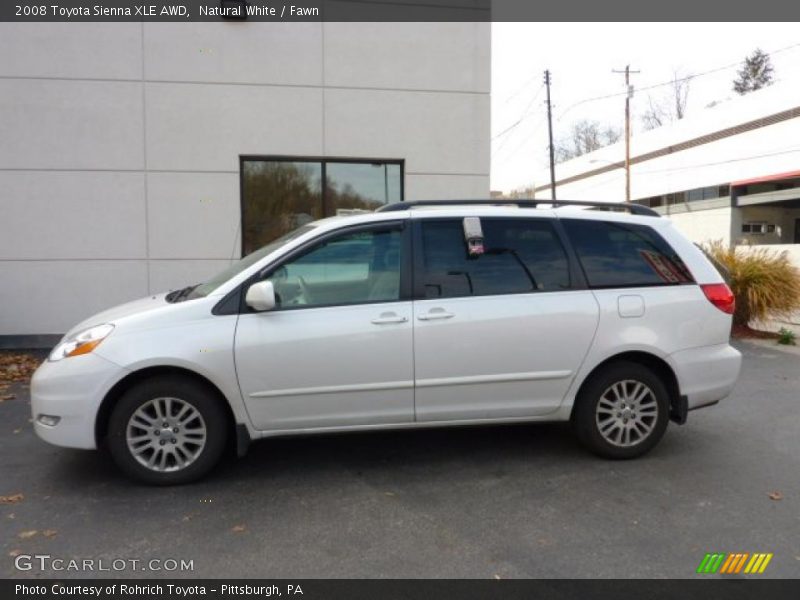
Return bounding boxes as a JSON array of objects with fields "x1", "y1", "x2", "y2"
[
  {"x1": 492, "y1": 82, "x2": 545, "y2": 142},
  {"x1": 555, "y1": 41, "x2": 800, "y2": 123},
  {"x1": 492, "y1": 113, "x2": 548, "y2": 161},
  {"x1": 503, "y1": 73, "x2": 543, "y2": 104}
]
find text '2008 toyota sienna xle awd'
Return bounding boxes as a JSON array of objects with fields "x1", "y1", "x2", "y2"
[{"x1": 31, "y1": 200, "x2": 741, "y2": 484}]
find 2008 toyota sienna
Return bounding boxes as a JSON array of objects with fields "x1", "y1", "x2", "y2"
[{"x1": 31, "y1": 200, "x2": 741, "y2": 484}]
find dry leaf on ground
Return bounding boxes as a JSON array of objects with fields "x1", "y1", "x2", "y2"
[
  {"x1": 0, "y1": 493, "x2": 24, "y2": 505},
  {"x1": 0, "y1": 352, "x2": 42, "y2": 385},
  {"x1": 18, "y1": 530, "x2": 38, "y2": 540},
  {"x1": 231, "y1": 525, "x2": 246, "y2": 533},
  {"x1": 768, "y1": 491, "x2": 784, "y2": 501}
]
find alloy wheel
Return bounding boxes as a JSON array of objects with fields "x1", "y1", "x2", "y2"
[
  {"x1": 595, "y1": 380, "x2": 659, "y2": 448},
  {"x1": 126, "y1": 397, "x2": 207, "y2": 472}
]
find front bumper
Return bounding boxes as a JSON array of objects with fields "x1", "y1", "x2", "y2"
[
  {"x1": 31, "y1": 352, "x2": 127, "y2": 450},
  {"x1": 670, "y1": 343, "x2": 742, "y2": 411}
]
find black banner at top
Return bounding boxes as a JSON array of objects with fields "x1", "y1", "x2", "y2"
[{"x1": 1, "y1": 0, "x2": 798, "y2": 22}]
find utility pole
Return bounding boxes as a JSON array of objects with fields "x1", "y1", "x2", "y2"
[
  {"x1": 612, "y1": 65, "x2": 639, "y2": 203},
  {"x1": 544, "y1": 69, "x2": 556, "y2": 200}
]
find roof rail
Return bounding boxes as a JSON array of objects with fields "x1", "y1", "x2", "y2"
[{"x1": 376, "y1": 199, "x2": 660, "y2": 217}]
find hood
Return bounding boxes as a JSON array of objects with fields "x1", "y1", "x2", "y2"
[{"x1": 64, "y1": 293, "x2": 169, "y2": 338}]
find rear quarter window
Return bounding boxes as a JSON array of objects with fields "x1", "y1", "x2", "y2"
[{"x1": 562, "y1": 219, "x2": 694, "y2": 288}]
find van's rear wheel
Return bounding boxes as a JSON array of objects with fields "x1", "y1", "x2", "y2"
[
  {"x1": 572, "y1": 361, "x2": 669, "y2": 459},
  {"x1": 107, "y1": 376, "x2": 228, "y2": 485}
]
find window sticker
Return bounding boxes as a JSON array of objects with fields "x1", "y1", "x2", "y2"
[{"x1": 639, "y1": 250, "x2": 684, "y2": 283}]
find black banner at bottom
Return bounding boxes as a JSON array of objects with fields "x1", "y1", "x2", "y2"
[{"x1": 4, "y1": 579, "x2": 800, "y2": 600}]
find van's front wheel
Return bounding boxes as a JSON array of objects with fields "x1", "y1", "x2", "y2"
[
  {"x1": 106, "y1": 376, "x2": 228, "y2": 485},
  {"x1": 572, "y1": 362, "x2": 669, "y2": 459}
]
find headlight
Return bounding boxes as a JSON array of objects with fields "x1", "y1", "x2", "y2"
[{"x1": 49, "y1": 324, "x2": 115, "y2": 362}]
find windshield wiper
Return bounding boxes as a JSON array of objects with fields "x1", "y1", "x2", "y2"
[{"x1": 166, "y1": 284, "x2": 199, "y2": 303}]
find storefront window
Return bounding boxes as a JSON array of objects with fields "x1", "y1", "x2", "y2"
[{"x1": 241, "y1": 157, "x2": 403, "y2": 255}]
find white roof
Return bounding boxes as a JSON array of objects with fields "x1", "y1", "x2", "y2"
[{"x1": 550, "y1": 82, "x2": 799, "y2": 182}]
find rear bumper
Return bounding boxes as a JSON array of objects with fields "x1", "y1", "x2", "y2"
[
  {"x1": 670, "y1": 343, "x2": 742, "y2": 411},
  {"x1": 30, "y1": 353, "x2": 127, "y2": 450}
]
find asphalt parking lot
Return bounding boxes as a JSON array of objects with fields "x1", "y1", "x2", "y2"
[{"x1": 1, "y1": 340, "x2": 798, "y2": 579}]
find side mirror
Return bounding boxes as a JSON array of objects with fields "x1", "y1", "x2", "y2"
[{"x1": 245, "y1": 281, "x2": 276, "y2": 312}]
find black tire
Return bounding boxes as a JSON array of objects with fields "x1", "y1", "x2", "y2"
[
  {"x1": 572, "y1": 361, "x2": 670, "y2": 459},
  {"x1": 106, "y1": 375, "x2": 229, "y2": 485}
]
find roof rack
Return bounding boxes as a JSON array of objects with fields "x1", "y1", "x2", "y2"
[{"x1": 376, "y1": 199, "x2": 660, "y2": 217}]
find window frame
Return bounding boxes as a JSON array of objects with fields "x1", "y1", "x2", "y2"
[
  {"x1": 410, "y1": 216, "x2": 586, "y2": 301},
  {"x1": 239, "y1": 155, "x2": 405, "y2": 256},
  {"x1": 743, "y1": 222, "x2": 768, "y2": 235}
]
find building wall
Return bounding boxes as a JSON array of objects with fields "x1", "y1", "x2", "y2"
[
  {"x1": 667, "y1": 206, "x2": 734, "y2": 246},
  {"x1": 736, "y1": 206, "x2": 800, "y2": 245},
  {"x1": 655, "y1": 204, "x2": 800, "y2": 248},
  {"x1": 0, "y1": 21, "x2": 490, "y2": 337}
]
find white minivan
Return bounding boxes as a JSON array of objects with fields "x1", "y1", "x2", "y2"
[{"x1": 31, "y1": 200, "x2": 741, "y2": 484}]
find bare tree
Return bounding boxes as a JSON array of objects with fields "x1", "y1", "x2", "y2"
[
  {"x1": 555, "y1": 120, "x2": 622, "y2": 163},
  {"x1": 672, "y1": 74, "x2": 690, "y2": 120},
  {"x1": 641, "y1": 96, "x2": 666, "y2": 131},
  {"x1": 602, "y1": 125, "x2": 622, "y2": 145},
  {"x1": 507, "y1": 186, "x2": 535, "y2": 199},
  {"x1": 641, "y1": 72, "x2": 692, "y2": 131}
]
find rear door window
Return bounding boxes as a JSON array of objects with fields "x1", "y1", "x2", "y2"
[
  {"x1": 418, "y1": 218, "x2": 571, "y2": 299},
  {"x1": 562, "y1": 219, "x2": 694, "y2": 288}
]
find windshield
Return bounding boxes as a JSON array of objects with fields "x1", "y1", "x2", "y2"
[{"x1": 189, "y1": 225, "x2": 316, "y2": 298}]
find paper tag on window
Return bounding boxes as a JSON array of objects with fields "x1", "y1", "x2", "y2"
[
  {"x1": 463, "y1": 217, "x2": 485, "y2": 257},
  {"x1": 467, "y1": 239, "x2": 485, "y2": 256}
]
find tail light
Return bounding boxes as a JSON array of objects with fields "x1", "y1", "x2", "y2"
[{"x1": 701, "y1": 283, "x2": 735, "y2": 315}]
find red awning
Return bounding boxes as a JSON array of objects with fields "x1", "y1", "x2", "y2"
[{"x1": 731, "y1": 170, "x2": 800, "y2": 187}]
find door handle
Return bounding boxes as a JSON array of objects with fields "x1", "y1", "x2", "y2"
[
  {"x1": 417, "y1": 309, "x2": 455, "y2": 321},
  {"x1": 371, "y1": 313, "x2": 408, "y2": 325}
]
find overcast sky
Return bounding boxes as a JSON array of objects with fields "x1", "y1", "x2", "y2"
[{"x1": 491, "y1": 23, "x2": 800, "y2": 193}]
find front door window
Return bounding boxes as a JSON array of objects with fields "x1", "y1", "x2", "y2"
[{"x1": 266, "y1": 228, "x2": 403, "y2": 309}]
